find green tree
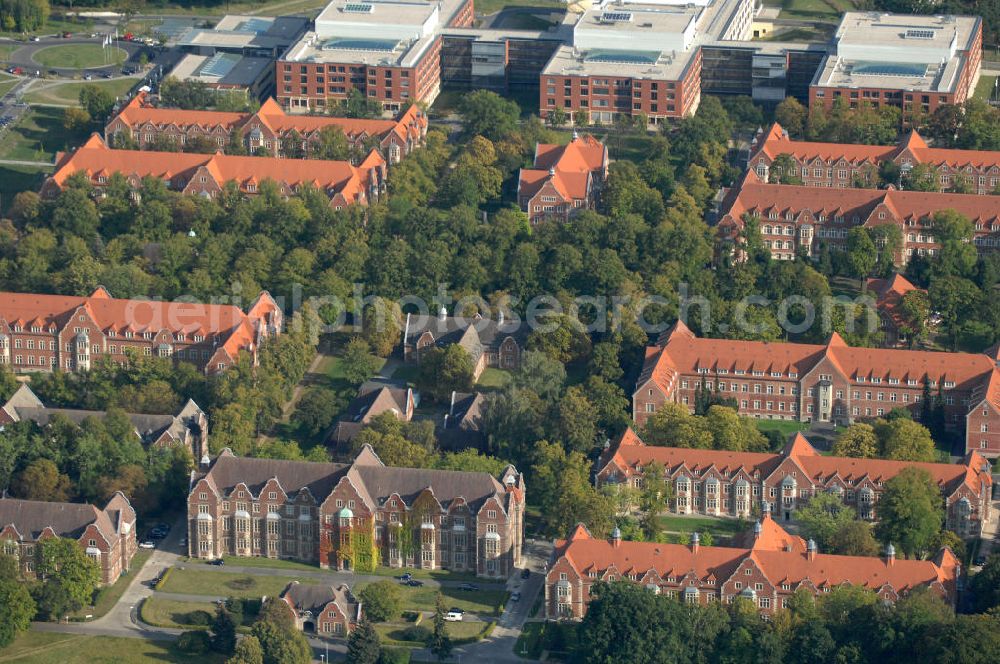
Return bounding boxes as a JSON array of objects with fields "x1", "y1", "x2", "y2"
[
  {"x1": 251, "y1": 601, "x2": 312, "y2": 664},
  {"x1": 211, "y1": 605, "x2": 238, "y2": 655},
  {"x1": 36, "y1": 537, "x2": 100, "y2": 615},
  {"x1": 78, "y1": 85, "x2": 115, "y2": 122},
  {"x1": 875, "y1": 467, "x2": 943, "y2": 558},
  {"x1": 968, "y1": 554, "x2": 1000, "y2": 613},
  {"x1": 903, "y1": 163, "x2": 940, "y2": 192},
  {"x1": 12, "y1": 458, "x2": 72, "y2": 502},
  {"x1": 874, "y1": 418, "x2": 937, "y2": 462},
  {"x1": 347, "y1": 617, "x2": 381, "y2": 664},
  {"x1": 291, "y1": 387, "x2": 341, "y2": 439},
  {"x1": 768, "y1": 154, "x2": 803, "y2": 185},
  {"x1": 831, "y1": 423, "x2": 878, "y2": 458},
  {"x1": 531, "y1": 440, "x2": 614, "y2": 537},
  {"x1": 358, "y1": 580, "x2": 402, "y2": 622},
  {"x1": 361, "y1": 298, "x2": 402, "y2": 358},
  {"x1": 0, "y1": 555, "x2": 34, "y2": 647},
  {"x1": 513, "y1": 351, "x2": 565, "y2": 402},
  {"x1": 846, "y1": 227, "x2": 877, "y2": 278},
  {"x1": 429, "y1": 593, "x2": 452, "y2": 661},
  {"x1": 774, "y1": 97, "x2": 807, "y2": 137},
  {"x1": 827, "y1": 520, "x2": 880, "y2": 557},
  {"x1": 794, "y1": 491, "x2": 860, "y2": 552},
  {"x1": 312, "y1": 125, "x2": 351, "y2": 161},
  {"x1": 898, "y1": 289, "x2": 930, "y2": 347},
  {"x1": 226, "y1": 635, "x2": 264, "y2": 664},
  {"x1": 62, "y1": 107, "x2": 91, "y2": 132},
  {"x1": 556, "y1": 386, "x2": 597, "y2": 453},
  {"x1": 458, "y1": 90, "x2": 519, "y2": 141},
  {"x1": 416, "y1": 345, "x2": 474, "y2": 402}
]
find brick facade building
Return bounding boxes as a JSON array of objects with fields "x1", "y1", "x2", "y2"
[
  {"x1": 43, "y1": 134, "x2": 386, "y2": 209},
  {"x1": 1, "y1": 384, "x2": 209, "y2": 461},
  {"x1": 105, "y1": 93, "x2": 428, "y2": 164},
  {"x1": 544, "y1": 520, "x2": 960, "y2": 620},
  {"x1": 633, "y1": 322, "x2": 1000, "y2": 456},
  {"x1": 278, "y1": 581, "x2": 362, "y2": 638},
  {"x1": 597, "y1": 429, "x2": 992, "y2": 536},
  {"x1": 187, "y1": 446, "x2": 525, "y2": 579},
  {"x1": 865, "y1": 274, "x2": 926, "y2": 347},
  {"x1": 0, "y1": 493, "x2": 137, "y2": 585},
  {"x1": 402, "y1": 310, "x2": 527, "y2": 380},
  {"x1": 517, "y1": 133, "x2": 608, "y2": 224},
  {"x1": 0, "y1": 286, "x2": 281, "y2": 375},
  {"x1": 716, "y1": 171, "x2": 1000, "y2": 262},
  {"x1": 749, "y1": 123, "x2": 1000, "y2": 195}
]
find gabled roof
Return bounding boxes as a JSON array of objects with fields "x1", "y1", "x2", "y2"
[
  {"x1": 865, "y1": 274, "x2": 924, "y2": 329},
  {"x1": 49, "y1": 134, "x2": 380, "y2": 202},
  {"x1": 280, "y1": 581, "x2": 360, "y2": 619},
  {"x1": 0, "y1": 497, "x2": 118, "y2": 542},
  {"x1": 556, "y1": 526, "x2": 956, "y2": 597},
  {"x1": 602, "y1": 428, "x2": 991, "y2": 495},
  {"x1": 196, "y1": 444, "x2": 516, "y2": 512},
  {"x1": 518, "y1": 133, "x2": 607, "y2": 205}
]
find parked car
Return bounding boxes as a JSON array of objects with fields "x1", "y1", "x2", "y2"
[
  {"x1": 83, "y1": 74, "x2": 92, "y2": 80},
  {"x1": 974, "y1": 555, "x2": 987, "y2": 567},
  {"x1": 62, "y1": 32, "x2": 72, "y2": 38},
  {"x1": 179, "y1": 538, "x2": 188, "y2": 548},
  {"x1": 101, "y1": 72, "x2": 112, "y2": 79},
  {"x1": 445, "y1": 609, "x2": 464, "y2": 622},
  {"x1": 510, "y1": 591, "x2": 521, "y2": 602},
  {"x1": 458, "y1": 583, "x2": 480, "y2": 592},
  {"x1": 404, "y1": 579, "x2": 424, "y2": 587},
  {"x1": 208, "y1": 558, "x2": 225, "y2": 566},
  {"x1": 521, "y1": 568, "x2": 531, "y2": 579},
  {"x1": 148, "y1": 529, "x2": 166, "y2": 540},
  {"x1": 139, "y1": 541, "x2": 155, "y2": 549},
  {"x1": 396, "y1": 573, "x2": 413, "y2": 582},
  {"x1": 30, "y1": 36, "x2": 40, "y2": 42}
]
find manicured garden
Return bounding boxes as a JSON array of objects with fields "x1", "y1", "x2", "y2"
[
  {"x1": 23, "y1": 77, "x2": 137, "y2": 106},
  {"x1": 0, "y1": 106, "x2": 85, "y2": 162},
  {"x1": 140, "y1": 597, "x2": 220, "y2": 629},
  {"x1": 655, "y1": 514, "x2": 748, "y2": 540}
]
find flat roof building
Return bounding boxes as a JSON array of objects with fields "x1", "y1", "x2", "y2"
[
  {"x1": 810, "y1": 12, "x2": 982, "y2": 117},
  {"x1": 169, "y1": 53, "x2": 275, "y2": 101},
  {"x1": 177, "y1": 15, "x2": 310, "y2": 58},
  {"x1": 277, "y1": 0, "x2": 475, "y2": 112},
  {"x1": 539, "y1": 0, "x2": 755, "y2": 123}
]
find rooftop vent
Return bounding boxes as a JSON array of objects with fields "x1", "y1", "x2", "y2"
[
  {"x1": 905, "y1": 28, "x2": 934, "y2": 39},
  {"x1": 344, "y1": 2, "x2": 374, "y2": 13},
  {"x1": 600, "y1": 11, "x2": 633, "y2": 23}
]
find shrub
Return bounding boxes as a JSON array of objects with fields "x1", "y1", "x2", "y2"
[
  {"x1": 400, "y1": 625, "x2": 431, "y2": 643},
  {"x1": 186, "y1": 610, "x2": 213, "y2": 626},
  {"x1": 225, "y1": 576, "x2": 257, "y2": 591},
  {"x1": 379, "y1": 647, "x2": 411, "y2": 664},
  {"x1": 154, "y1": 567, "x2": 173, "y2": 591},
  {"x1": 177, "y1": 630, "x2": 211, "y2": 653},
  {"x1": 359, "y1": 580, "x2": 402, "y2": 622}
]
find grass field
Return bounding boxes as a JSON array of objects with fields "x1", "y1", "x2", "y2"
[
  {"x1": 375, "y1": 619, "x2": 483, "y2": 646},
  {"x1": 0, "y1": 72, "x2": 18, "y2": 98},
  {"x1": 0, "y1": 632, "x2": 225, "y2": 663},
  {"x1": 0, "y1": 44, "x2": 17, "y2": 63},
  {"x1": 158, "y1": 568, "x2": 302, "y2": 598},
  {"x1": 32, "y1": 44, "x2": 127, "y2": 69},
  {"x1": 196, "y1": 555, "x2": 324, "y2": 573},
  {"x1": 475, "y1": 0, "x2": 565, "y2": 15},
  {"x1": 365, "y1": 565, "x2": 485, "y2": 584},
  {"x1": 0, "y1": 106, "x2": 87, "y2": 162},
  {"x1": 477, "y1": 367, "x2": 511, "y2": 390},
  {"x1": 359, "y1": 582, "x2": 506, "y2": 616},
  {"x1": 0, "y1": 165, "x2": 48, "y2": 212},
  {"x1": 761, "y1": 0, "x2": 859, "y2": 21},
  {"x1": 23, "y1": 77, "x2": 137, "y2": 106},
  {"x1": 140, "y1": 596, "x2": 217, "y2": 629},
  {"x1": 974, "y1": 75, "x2": 998, "y2": 102},
  {"x1": 754, "y1": 419, "x2": 810, "y2": 437},
  {"x1": 655, "y1": 514, "x2": 747, "y2": 539}
]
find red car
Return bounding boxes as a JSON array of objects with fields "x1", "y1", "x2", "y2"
[{"x1": 62, "y1": 32, "x2": 72, "y2": 38}]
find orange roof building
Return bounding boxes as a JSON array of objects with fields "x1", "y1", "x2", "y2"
[
  {"x1": 43, "y1": 134, "x2": 385, "y2": 209},
  {"x1": 597, "y1": 427, "x2": 992, "y2": 537},
  {"x1": 864, "y1": 274, "x2": 926, "y2": 347},
  {"x1": 517, "y1": 132, "x2": 609, "y2": 225},
  {"x1": 749, "y1": 122, "x2": 1000, "y2": 195},
  {"x1": 105, "y1": 92, "x2": 428, "y2": 164},
  {"x1": 717, "y1": 169, "x2": 1000, "y2": 263},
  {"x1": 633, "y1": 321, "x2": 1000, "y2": 458},
  {"x1": 0, "y1": 286, "x2": 281, "y2": 375},
  {"x1": 545, "y1": 521, "x2": 961, "y2": 620}
]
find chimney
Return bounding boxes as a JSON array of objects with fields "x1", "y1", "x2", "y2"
[
  {"x1": 806, "y1": 539, "x2": 817, "y2": 561},
  {"x1": 691, "y1": 531, "x2": 700, "y2": 554},
  {"x1": 572, "y1": 128, "x2": 579, "y2": 141},
  {"x1": 449, "y1": 390, "x2": 457, "y2": 418},
  {"x1": 761, "y1": 500, "x2": 772, "y2": 521},
  {"x1": 548, "y1": 166, "x2": 556, "y2": 176},
  {"x1": 610, "y1": 526, "x2": 621, "y2": 547},
  {"x1": 753, "y1": 521, "x2": 762, "y2": 540},
  {"x1": 438, "y1": 305, "x2": 447, "y2": 321},
  {"x1": 885, "y1": 543, "x2": 895, "y2": 567},
  {"x1": 498, "y1": 309, "x2": 504, "y2": 326}
]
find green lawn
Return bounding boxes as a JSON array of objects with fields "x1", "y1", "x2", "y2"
[
  {"x1": 0, "y1": 632, "x2": 225, "y2": 664},
  {"x1": 194, "y1": 555, "x2": 324, "y2": 573},
  {"x1": 0, "y1": 44, "x2": 18, "y2": 63},
  {"x1": 32, "y1": 44, "x2": 127, "y2": 69},
  {"x1": 493, "y1": 11, "x2": 559, "y2": 30},
  {"x1": 475, "y1": 0, "x2": 566, "y2": 16},
  {"x1": 23, "y1": 77, "x2": 137, "y2": 106},
  {"x1": 365, "y1": 565, "x2": 485, "y2": 584},
  {"x1": 375, "y1": 619, "x2": 483, "y2": 647},
  {"x1": 158, "y1": 568, "x2": 302, "y2": 598},
  {"x1": 73, "y1": 549, "x2": 153, "y2": 619},
  {"x1": 0, "y1": 165, "x2": 49, "y2": 212},
  {"x1": 0, "y1": 72, "x2": 18, "y2": 98},
  {"x1": 754, "y1": 419, "x2": 810, "y2": 436},
  {"x1": 761, "y1": 0, "x2": 859, "y2": 21},
  {"x1": 357, "y1": 582, "x2": 507, "y2": 616},
  {"x1": 390, "y1": 363, "x2": 420, "y2": 384},
  {"x1": 477, "y1": 367, "x2": 511, "y2": 390},
  {"x1": 655, "y1": 514, "x2": 748, "y2": 540},
  {"x1": 141, "y1": 597, "x2": 217, "y2": 629},
  {"x1": 974, "y1": 75, "x2": 998, "y2": 102},
  {"x1": 0, "y1": 106, "x2": 87, "y2": 162}
]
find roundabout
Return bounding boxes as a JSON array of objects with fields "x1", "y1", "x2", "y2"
[{"x1": 32, "y1": 43, "x2": 128, "y2": 70}]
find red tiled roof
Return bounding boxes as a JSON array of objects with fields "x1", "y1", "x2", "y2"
[
  {"x1": 865, "y1": 274, "x2": 924, "y2": 329},
  {"x1": 49, "y1": 134, "x2": 380, "y2": 202},
  {"x1": 557, "y1": 527, "x2": 954, "y2": 594},
  {"x1": 755, "y1": 122, "x2": 1000, "y2": 173},
  {"x1": 518, "y1": 134, "x2": 607, "y2": 204}
]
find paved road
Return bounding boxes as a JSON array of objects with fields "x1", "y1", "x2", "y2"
[
  {"x1": 28, "y1": 514, "x2": 552, "y2": 662},
  {"x1": 0, "y1": 157, "x2": 54, "y2": 167},
  {"x1": 2, "y1": 36, "x2": 146, "y2": 76}
]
